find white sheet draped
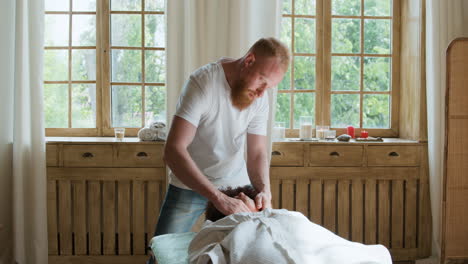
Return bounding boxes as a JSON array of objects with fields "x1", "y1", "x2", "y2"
[
  {"x1": 189, "y1": 209, "x2": 392, "y2": 264},
  {"x1": 166, "y1": 0, "x2": 283, "y2": 162},
  {"x1": 0, "y1": 0, "x2": 48, "y2": 263},
  {"x1": 426, "y1": 0, "x2": 468, "y2": 259}
]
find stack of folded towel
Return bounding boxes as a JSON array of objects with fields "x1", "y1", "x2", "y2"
[{"x1": 138, "y1": 121, "x2": 167, "y2": 141}]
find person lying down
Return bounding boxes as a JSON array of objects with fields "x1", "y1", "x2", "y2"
[{"x1": 189, "y1": 185, "x2": 392, "y2": 264}]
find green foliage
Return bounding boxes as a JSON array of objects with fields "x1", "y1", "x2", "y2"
[
  {"x1": 295, "y1": 0, "x2": 315, "y2": 16},
  {"x1": 331, "y1": 94, "x2": 360, "y2": 127},
  {"x1": 72, "y1": 84, "x2": 96, "y2": 128},
  {"x1": 294, "y1": 56, "x2": 316, "y2": 90},
  {"x1": 112, "y1": 86, "x2": 142, "y2": 127},
  {"x1": 44, "y1": 84, "x2": 68, "y2": 128},
  {"x1": 276, "y1": 0, "x2": 392, "y2": 129}
]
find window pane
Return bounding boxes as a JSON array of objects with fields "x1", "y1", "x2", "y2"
[
  {"x1": 45, "y1": 15, "x2": 69, "y2": 46},
  {"x1": 332, "y1": 18, "x2": 361, "y2": 54},
  {"x1": 364, "y1": 0, "x2": 391, "y2": 16},
  {"x1": 281, "y1": 17, "x2": 292, "y2": 51},
  {"x1": 364, "y1": 19, "x2": 391, "y2": 54},
  {"x1": 294, "y1": 56, "x2": 316, "y2": 90},
  {"x1": 145, "y1": 15, "x2": 165, "y2": 47},
  {"x1": 145, "y1": 50, "x2": 165, "y2": 83},
  {"x1": 72, "y1": 84, "x2": 96, "y2": 128},
  {"x1": 145, "y1": 0, "x2": 164, "y2": 11},
  {"x1": 45, "y1": 0, "x2": 69, "y2": 11},
  {"x1": 73, "y1": 0, "x2": 96, "y2": 11},
  {"x1": 111, "y1": 49, "x2": 142, "y2": 82},
  {"x1": 294, "y1": 18, "x2": 315, "y2": 53},
  {"x1": 111, "y1": 0, "x2": 141, "y2": 11},
  {"x1": 295, "y1": 0, "x2": 316, "y2": 16},
  {"x1": 72, "y1": 49, "x2": 96, "y2": 81},
  {"x1": 283, "y1": 0, "x2": 291, "y2": 14},
  {"x1": 111, "y1": 14, "x2": 142, "y2": 47},
  {"x1": 72, "y1": 15, "x2": 96, "y2": 46},
  {"x1": 44, "y1": 50, "x2": 68, "y2": 81},
  {"x1": 331, "y1": 94, "x2": 360, "y2": 127},
  {"x1": 363, "y1": 94, "x2": 390, "y2": 128},
  {"x1": 364, "y1": 57, "x2": 391, "y2": 91},
  {"x1": 331, "y1": 56, "x2": 360, "y2": 91},
  {"x1": 293, "y1": 93, "x2": 315, "y2": 129},
  {"x1": 276, "y1": 93, "x2": 291, "y2": 128},
  {"x1": 112, "y1": 86, "x2": 142, "y2": 127},
  {"x1": 278, "y1": 65, "x2": 291, "y2": 90},
  {"x1": 332, "y1": 0, "x2": 360, "y2": 16},
  {"x1": 44, "y1": 84, "x2": 68, "y2": 128},
  {"x1": 145, "y1": 86, "x2": 166, "y2": 125}
]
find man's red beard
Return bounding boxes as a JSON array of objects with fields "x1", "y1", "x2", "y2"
[{"x1": 231, "y1": 79, "x2": 255, "y2": 110}]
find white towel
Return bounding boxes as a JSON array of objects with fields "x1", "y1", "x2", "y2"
[
  {"x1": 138, "y1": 127, "x2": 158, "y2": 141},
  {"x1": 189, "y1": 209, "x2": 392, "y2": 264}
]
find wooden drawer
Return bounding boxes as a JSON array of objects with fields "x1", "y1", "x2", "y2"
[
  {"x1": 115, "y1": 144, "x2": 165, "y2": 167},
  {"x1": 308, "y1": 146, "x2": 363, "y2": 166},
  {"x1": 271, "y1": 144, "x2": 304, "y2": 166},
  {"x1": 46, "y1": 144, "x2": 58, "y2": 166},
  {"x1": 367, "y1": 146, "x2": 420, "y2": 166},
  {"x1": 63, "y1": 145, "x2": 113, "y2": 167}
]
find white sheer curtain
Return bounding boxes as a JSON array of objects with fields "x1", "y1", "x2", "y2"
[
  {"x1": 426, "y1": 0, "x2": 468, "y2": 259},
  {"x1": 166, "y1": 0, "x2": 282, "y2": 159},
  {"x1": 0, "y1": 0, "x2": 48, "y2": 263}
]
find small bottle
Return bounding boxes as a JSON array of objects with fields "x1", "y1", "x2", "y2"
[{"x1": 347, "y1": 126, "x2": 355, "y2": 138}]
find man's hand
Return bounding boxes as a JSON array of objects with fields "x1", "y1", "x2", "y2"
[
  {"x1": 254, "y1": 191, "x2": 272, "y2": 210},
  {"x1": 212, "y1": 193, "x2": 254, "y2": 216}
]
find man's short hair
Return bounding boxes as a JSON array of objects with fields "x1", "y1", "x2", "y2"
[
  {"x1": 205, "y1": 185, "x2": 258, "y2": 222},
  {"x1": 248, "y1": 37, "x2": 290, "y2": 72}
]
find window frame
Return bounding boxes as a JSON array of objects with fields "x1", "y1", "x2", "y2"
[
  {"x1": 281, "y1": 0, "x2": 400, "y2": 138},
  {"x1": 45, "y1": 0, "x2": 166, "y2": 137}
]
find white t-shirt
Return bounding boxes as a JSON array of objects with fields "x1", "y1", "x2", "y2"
[{"x1": 169, "y1": 59, "x2": 269, "y2": 190}]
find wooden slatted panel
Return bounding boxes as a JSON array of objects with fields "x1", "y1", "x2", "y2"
[
  {"x1": 146, "y1": 181, "x2": 161, "y2": 242},
  {"x1": 310, "y1": 180, "x2": 322, "y2": 224},
  {"x1": 296, "y1": 179, "x2": 309, "y2": 217},
  {"x1": 271, "y1": 179, "x2": 280, "y2": 209},
  {"x1": 133, "y1": 181, "x2": 146, "y2": 255},
  {"x1": 365, "y1": 179, "x2": 377, "y2": 244},
  {"x1": 73, "y1": 180, "x2": 87, "y2": 255},
  {"x1": 405, "y1": 180, "x2": 418, "y2": 248},
  {"x1": 88, "y1": 181, "x2": 101, "y2": 255},
  {"x1": 392, "y1": 180, "x2": 404, "y2": 248},
  {"x1": 338, "y1": 180, "x2": 350, "y2": 239},
  {"x1": 281, "y1": 180, "x2": 295, "y2": 211},
  {"x1": 103, "y1": 181, "x2": 116, "y2": 255},
  {"x1": 351, "y1": 179, "x2": 364, "y2": 243},
  {"x1": 378, "y1": 180, "x2": 391, "y2": 247},
  {"x1": 58, "y1": 180, "x2": 73, "y2": 255},
  {"x1": 118, "y1": 181, "x2": 131, "y2": 255},
  {"x1": 47, "y1": 180, "x2": 58, "y2": 255},
  {"x1": 324, "y1": 180, "x2": 337, "y2": 233}
]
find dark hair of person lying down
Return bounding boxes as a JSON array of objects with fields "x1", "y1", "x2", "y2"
[{"x1": 205, "y1": 185, "x2": 258, "y2": 222}]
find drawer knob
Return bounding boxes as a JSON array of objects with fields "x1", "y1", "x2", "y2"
[
  {"x1": 82, "y1": 152, "x2": 94, "y2": 158},
  {"x1": 388, "y1": 151, "x2": 400, "y2": 157},
  {"x1": 271, "y1": 150, "x2": 282, "y2": 156},
  {"x1": 329, "y1": 151, "x2": 340, "y2": 157},
  {"x1": 136, "y1": 152, "x2": 148, "y2": 157}
]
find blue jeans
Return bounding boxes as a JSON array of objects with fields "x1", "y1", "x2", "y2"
[{"x1": 147, "y1": 184, "x2": 208, "y2": 264}]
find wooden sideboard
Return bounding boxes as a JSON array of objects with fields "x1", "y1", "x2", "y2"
[
  {"x1": 46, "y1": 137, "x2": 431, "y2": 263},
  {"x1": 270, "y1": 139, "x2": 431, "y2": 262},
  {"x1": 46, "y1": 137, "x2": 166, "y2": 264}
]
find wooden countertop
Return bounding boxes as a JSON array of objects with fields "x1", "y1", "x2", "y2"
[{"x1": 46, "y1": 137, "x2": 422, "y2": 145}]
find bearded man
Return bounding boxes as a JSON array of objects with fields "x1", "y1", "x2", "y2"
[{"x1": 149, "y1": 38, "x2": 289, "y2": 245}]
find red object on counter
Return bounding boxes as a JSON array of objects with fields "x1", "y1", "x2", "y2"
[
  {"x1": 347, "y1": 126, "x2": 355, "y2": 138},
  {"x1": 360, "y1": 130, "x2": 369, "y2": 138}
]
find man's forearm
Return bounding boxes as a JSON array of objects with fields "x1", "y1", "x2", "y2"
[
  {"x1": 164, "y1": 145, "x2": 221, "y2": 202},
  {"x1": 247, "y1": 152, "x2": 271, "y2": 194}
]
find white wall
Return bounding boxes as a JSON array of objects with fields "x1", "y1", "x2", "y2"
[{"x1": 0, "y1": 0, "x2": 15, "y2": 263}]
